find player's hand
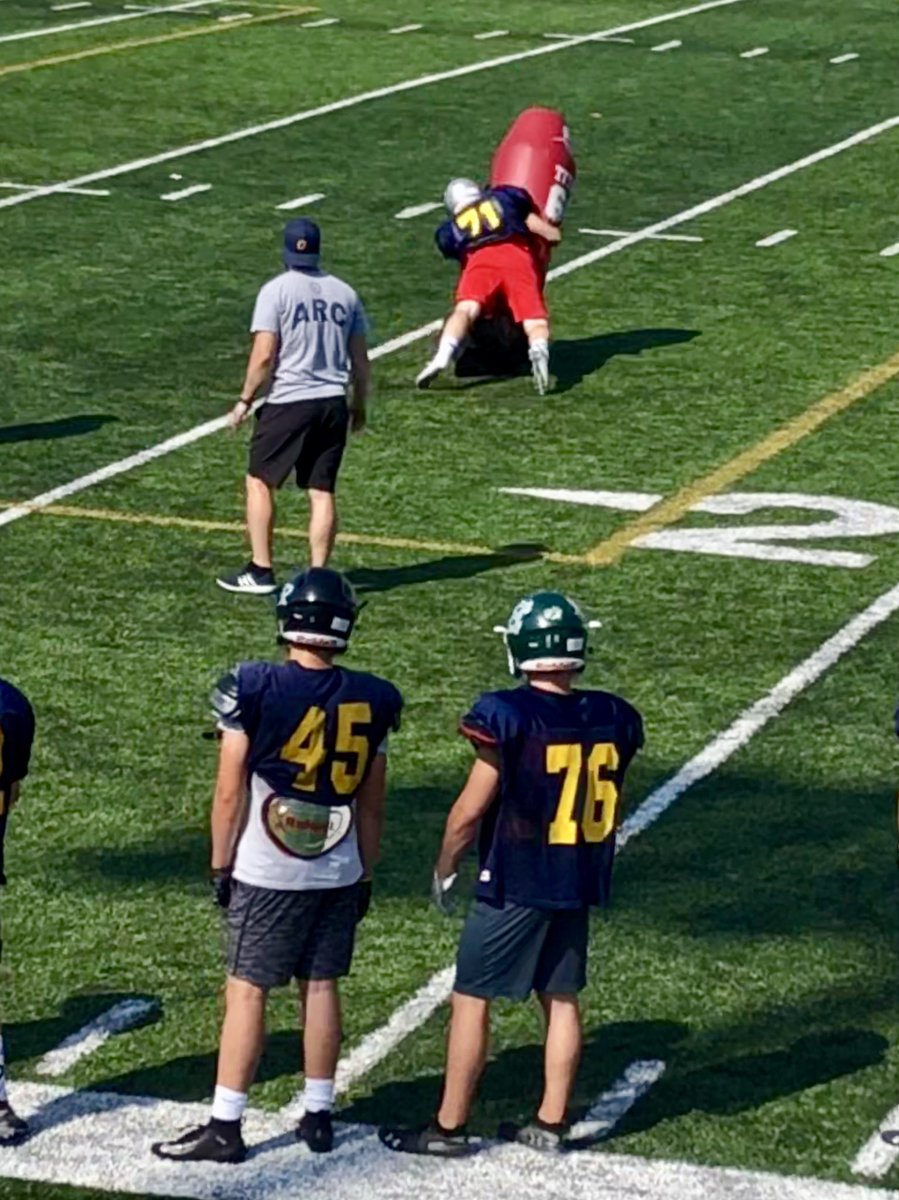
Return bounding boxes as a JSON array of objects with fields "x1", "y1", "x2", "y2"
[
  {"x1": 431, "y1": 870, "x2": 458, "y2": 916},
  {"x1": 356, "y1": 878, "x2": 373, "y2": 922},
  {"x1": 230, "y1": 399, "x2": 251, "y2": 430},
  {"x1": 349, "y1": 404, "x2": 367, "y2": 434},
  {"x1": 211, "y1": 867, "x2": 233, "y2": 909}
]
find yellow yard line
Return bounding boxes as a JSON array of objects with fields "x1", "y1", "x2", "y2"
[
  {"x1": 0, "y1": 499, "x2": 585, "y2": 565},
  {"x1": 586, "y1": 349, "x2": 899, "y2": 567},
  {"x1": 0, "y1": 5, "x2": 315, "y2": 78}
]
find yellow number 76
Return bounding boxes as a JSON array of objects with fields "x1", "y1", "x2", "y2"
[
  {"x1": 455, "y1": 199, "x2": 503, "y2": 239},
  {"x1": 546, "y1": 742, "x2": 620, "y2": 845}
]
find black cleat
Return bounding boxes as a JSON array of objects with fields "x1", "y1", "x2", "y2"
[
  {"x1": 379, "y1": 1121, "x2": 473, "y2": 1157},
  {"x1": 151, "y1": 1121, "x2": 246, "y2": 1164},
  {"x1": 216, "y1": 563, "x2": 277, "y2": 596},
  {"x1": 498, "y1": 1118, "x2": 567, "y2": 1151},
  {"x1": 0, "y1": 1101, "x2": 30, "y2": 1146},
  {"x1": 296, "y1": 1109, "x2": 333, "y2": 1154}
]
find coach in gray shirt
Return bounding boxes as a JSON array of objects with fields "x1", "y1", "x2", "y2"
[{"x1": 217, "y1": 218, "x2": 370, "y2": 595}]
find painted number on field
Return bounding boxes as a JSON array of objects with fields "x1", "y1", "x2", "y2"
[{"x1": 500, "y1": 488, "x2": 899, "y2": 569}]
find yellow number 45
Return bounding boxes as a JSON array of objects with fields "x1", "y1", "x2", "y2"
[
  {"x1": 546, "y1": 742, "x2": 620, "y2": 845},
  {"x1": 280, "y1": 703, "x2": 372, "y2": 796}
]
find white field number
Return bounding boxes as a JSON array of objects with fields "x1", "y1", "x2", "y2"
[{"x1": 499, "y1": 488, "x2": 899, "y2": 569}]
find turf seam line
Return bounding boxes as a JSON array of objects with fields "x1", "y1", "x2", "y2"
[{"x1": 0, "y1": 0, "x2": 750, "y2": 209}]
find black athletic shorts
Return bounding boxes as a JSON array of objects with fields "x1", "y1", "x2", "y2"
[
  {"x1": 226, "y1": 880, "x2": 361, "y2": 989},
  {"x1": 248, "y1": 396, "x2": 348, "y2": 491},
  {"x1": 454, "y1": 899, "x2": 590, "y2": 1001}
]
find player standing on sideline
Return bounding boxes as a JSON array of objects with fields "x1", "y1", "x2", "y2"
[
  {"x1": 152, "y1": 568, "x2": 402, "y2": 1163},
  {"x1": 217, "y1": 220, "x2": 371, "y2": 595},
  {"x1": 0, "y1": 676, "x2": 36, "y2": 1145},
  {"x1": 415, "y1": 179, "x2": 561, "y2": 396},
  {"x1": 380, "y1": 594, "x2": 643, "y2": 1156}
]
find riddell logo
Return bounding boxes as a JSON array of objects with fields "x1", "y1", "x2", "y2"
[{"x1": 283, "y1": 814, "x2": 328, "y2": 834}]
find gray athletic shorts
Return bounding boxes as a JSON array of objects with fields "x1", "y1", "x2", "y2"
[
  {"x1": 227, "y1": 880, "x2": 360, "y2": 989},
  {"x1": 454, "y1": 899, "x2": 590, "y2": 1001}
]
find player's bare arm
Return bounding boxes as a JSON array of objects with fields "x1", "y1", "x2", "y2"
[
  {"x1": 525, "y1": 212, "x2": 562, "y2": 244},
  {"x1": 231, "y1": 331, "x2": 279, "y2": 428},
  {"x1": 348, "y1": 331, "x2": 370, "y2": 432},
  {"x1": 355, "y1": 751, "x2": 387, "y2": 878},
  {"x1": 210, "y1": 729, "x2": 250, "y2": 870},
  {"x1": 434, "y1": 749, "x2": 501, "y2": 882}
]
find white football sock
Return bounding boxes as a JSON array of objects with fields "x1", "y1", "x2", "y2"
[
  {"x1": 211, "y1": 1085, "x2": 247, "y2": 1123},
  {"x1": 304, "y1": 1076, "x2": 335, "y2": 1113},
  {"x1": 433, "y1": 335, "x2": 460, "y2": 369},
  {"x1": 528, "y1": 338, "x2": 549, "y2": 362},
  {"x1": 0, "y1": 1035, "x2": 8, "y2": 1102}
]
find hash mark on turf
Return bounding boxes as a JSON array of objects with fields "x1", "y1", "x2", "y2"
[
  {"x1": 35, "y1": 999, "x2": 159, "y2": 1076},
  {"x1": 160, "y1": 183, "x2": 211, "y2": 200},
  {"x1": 50, "y1": 2, "x2": 91, "y2": 10},
  {"x1": 276, "y1": 191, "x2": 325, "y2": 210},
  {"x1": 830, "y1": 52, "x2": 859, "y2": 64},
  {"x1": 0, "y1": 0, "x2": 225, "y2": 44},
  {"x1": 880, "y1": 241, "x2": 899, "y2": 258},
  {"x1": 218, "y1": 11, "x2": 252, "y2": 19},
  {"x1": 651, "y1": 38, "x2": 682, "y2": 50},
  {"x1": 395, "y1": 200, "x2": 442, "y2": 219},
  {"x1": 388, "y1": 23, "x2": 422, "y2": 34},
  {"x1": 740, "y1": 45, "x2": 768, "y2": 57},
  {"x1": 301, "y1": 15, "x2": 338, "y2": 25},
  {"x1": 474, "y1": 29, "x2": 508, "y2": 39},
  {"x1": 756, "y1": 227, "x2": 797, "y2": 247}
]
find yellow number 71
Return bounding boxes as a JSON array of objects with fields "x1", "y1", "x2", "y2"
[
  {"x1": 455, "y1": 199, "x2": 503, "y2": 238},
  {"x1": 546, "y1": 742, "x2": 620, "y2": 845}
]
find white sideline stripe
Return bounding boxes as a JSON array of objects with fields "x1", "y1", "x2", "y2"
[
  {"x1": 388, "y1": 23, "x2": 422, "y2": 34},
  {"x1": 0, "y1": 0, "x2": 225, "y2": 44},
  {"x1": 578, "y1": 225, "x2": 703, "y2": 242},
  {"x1": 0, "y1": 0, "x2": 751, "y2": 210},
  {"x1": 160, "y1": 183, "x2": 211, "y2": 200},
  {"x1": 35, "y1": 999, "x2": 159, "y2": 1077},
  {"x1": 740, "y1": 45, "x2": 769, "y2": 57},
  {"x1": 569, "y1": 1060, "x2": 666, "y2": 1141},
  {"x1": 756, "y1": 227, "x2": 798, "y2": 246},
  {"x1": 831, "y1": 52, "x2": 859, "y2": 64},
  {"x1": 276, "y1": 190, "x2": 325, "y2": 210},
  {"x1": 301, "y1": 16, "x2": 338, "y2": 26},
  {"x1": 5, "y1": 1082, "x2": 899, "y2": 1200},
  {"x1": 651, "y1": 38, "x2": 682, "y2": 50},
  {"x1": 395, "y1": 200, "x2": 442, "y2": 219},
  {"x1": 852, "y1": 1105, "x2": 899, "y2": 1177},
  {"x1": 0, "y1": 181, "x2": 109, "y2": 196},
  {"x1": 618, "y1": 580, "x2": 899, "y2": 847},
  {"x1": 3, "y1": 111, "x2": 898, "y2": 532},
  {"x1": 880, "y1": 241, "x2": 899, "y2": 258},
  {"x1": 474, "y1": 29, "x2": 508, "y2": 39}
]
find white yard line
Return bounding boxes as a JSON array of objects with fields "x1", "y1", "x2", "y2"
[
  {"x1": 880, "y1": 241, "x2": 899, "y2": 258},
  {"x1": 276, "y1": 191, "x2": 325, "y2": 210},
  {"x1": 830, "y1": 52, "x2": 859, "y2": 64},
  {"x1": 473, "y1": 29, "x2": 508, "y2": 40},
  {"x1": 395, "y1": 200, "x2": 442, "y2": 219},
  {"x1": 388, "y1": 23, "x2": 422, "y2": 34},
  {"x1": 756, "y1": 227, "x2": 798, "y2": 247},
  {"x1": 160, "y1": 183, "x2": 211, "y2": 200},
  {"x1": 578, "y1": 225, "x2": 703, "y2": 242},
  {"x1": 35, "y1": 999, "x2": 159, "y2": 1077},
  {"x1": 300, "y1": 16, "x2": 338, "y2": 26},
  {"x1": 852, "y1": 1106, "x2": 899, "y2": 1178},
  {"x1": 0, "y1": 0, "x2": 750, "y2": 211},
  {"x1": 0, "y1": 0, "x2": 225, "y2": 45},
  {"x1": 0, "y1": 181, "x2": 110, "y2": 196},
  {"x1": 568, "y1": 1060, "x2": 666, "y2": 1142},
  {"x1": 3, "y1": 112, "x2": 898, "y2": 532},
  {"x1": 740, "y1": 45, "x2": 769, "y2": 57},
  {"x1": 651, "y1": 38, "x2": 682, "y2": 50}
]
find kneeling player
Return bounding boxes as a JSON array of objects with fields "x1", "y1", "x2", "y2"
[
  {"x1": 379, "y1": 594, "x2": 643, "y2": 1155},
  {"x1": 153, "y1": 568, "x2": 402, "y2": 1164},
  {"x1": 0, "y1": 676, "x2": 36, "y2": 1146},
  {"x1": 415, "y1": 179, "x2": 561, "y2": 396}
]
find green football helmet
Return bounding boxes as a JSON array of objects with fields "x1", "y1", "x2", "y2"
[{"x1": 494, "y1": 591, "x2": 601, "y2": 676}]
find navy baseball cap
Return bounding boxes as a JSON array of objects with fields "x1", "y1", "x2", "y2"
[{"x1": 283, "y1": 218, "x2": 321, "y2": 269}]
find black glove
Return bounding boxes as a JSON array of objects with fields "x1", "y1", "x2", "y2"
[
  {"x1": 211, "y1": 867, "x2": 232, "y2": 909},
  {"x1": 356, "y1": 878, "x2": 373, "y2": 922}
]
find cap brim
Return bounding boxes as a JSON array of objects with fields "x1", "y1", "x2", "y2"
[{"x1": 283, "y1": 249, "x2": 320, "y2": 269}]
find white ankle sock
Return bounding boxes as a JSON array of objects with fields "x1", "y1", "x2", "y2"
[
  {"x1": 211, "y1": 1085, "x2": 247, "y2": 1123},
  {"x1": 304, "y1": 1077, "x2": 335, "y2": 1113},
  {"x1": 434, "y1": 336, "x2": 460, "y2": 369},
  {"x1": 0, "y1": 1036, "x2": 8, "y2": 1102}
]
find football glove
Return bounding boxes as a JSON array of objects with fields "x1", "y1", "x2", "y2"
[
  {"x1": 211, "y1": 868, "x2": 233, "y2": 909},
  {"x1": 431, "y1": 870, "x2": 458, "y2": 916},
  {"x1": 357, "y1": 879, "x2": 373, "y2": 922}
]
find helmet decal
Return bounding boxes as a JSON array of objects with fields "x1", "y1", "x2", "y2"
[{"x1": 507, "y1": 597, "x2": 535, "y2": 635}]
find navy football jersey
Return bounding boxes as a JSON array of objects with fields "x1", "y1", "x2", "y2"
[
  {"x1": 435, "y1": 186, "x2": 535, "y2": 262},
  {"x1": 461, "y1": 686, "x2": 644, "y2": 910},
  {"x1": 227, "y1": 660, "x2": 403, "y2": 806},
  {"x1": 0, "y1": 677, "x2": 36, "y2": 886}
]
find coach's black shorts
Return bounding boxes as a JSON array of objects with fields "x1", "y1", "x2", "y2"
[
  {"x1": 454, "y1": 899, "x2": 589, "y2": 1001},
  {"x1": 248, "y1": 397, "x2": 348, "y2": 491},
  {"x1": 226, "y1": 880, "x2": 361, "y2": 989}
]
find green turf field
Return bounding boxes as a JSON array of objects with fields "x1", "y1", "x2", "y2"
[{"x1": 1, "y1": 0, "x2": 899, "y2": 1196}]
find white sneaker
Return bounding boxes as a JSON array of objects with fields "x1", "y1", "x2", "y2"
[
  {"x1": 415, "y1": 358, "x2": 445, "y2": 389},
  {"x1": 529, "y1": 346, "x2": 550, "y2": 396}
]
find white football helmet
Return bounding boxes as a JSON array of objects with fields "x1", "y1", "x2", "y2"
[{"x1": 444, "y1": 177, "x2": 482, "y2": 215}]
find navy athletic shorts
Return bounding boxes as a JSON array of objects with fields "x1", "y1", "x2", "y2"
[{"x1": 454, "y1": 899, "x2": 589, "y2": 1001}]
